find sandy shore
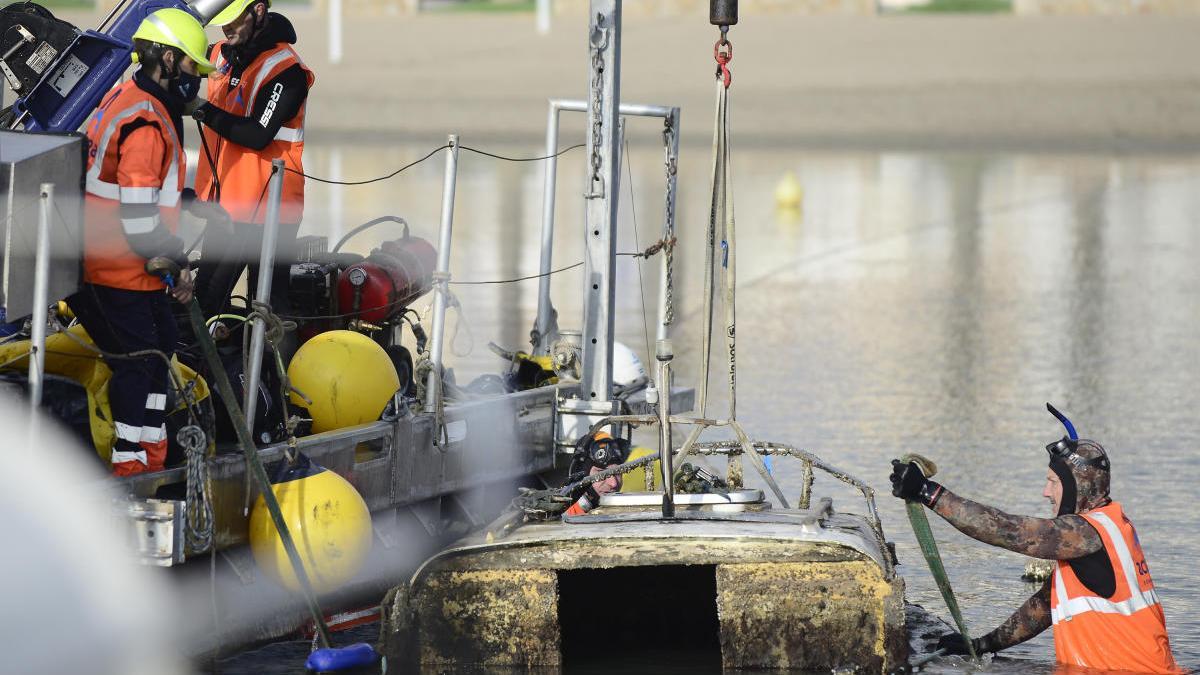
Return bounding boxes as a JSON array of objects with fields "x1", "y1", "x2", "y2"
[{"x1": 38, "y1": 10, "x2": 1200, "y2": 151}]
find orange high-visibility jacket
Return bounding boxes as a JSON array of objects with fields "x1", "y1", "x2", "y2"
[
  {"x1": 1051, "y1": 501, "x2": 1179, "y2": 673},
  {"x1": 83, "y1": 79, "x2": 184, "y2": 291},
  {"x1": 195, "y1": 42, "x2": 313, "y2": 225}
]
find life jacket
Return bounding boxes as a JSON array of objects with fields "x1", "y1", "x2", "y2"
[
  {"x1": 83, "y1": 79, "x2": 184, "y2": 292},
  {"x1": 195, "y1": 41, "x2": 313, "y2": 225},
  {"x1": 1051, "y1": 501, "x2": 1179, "y2": 673}
]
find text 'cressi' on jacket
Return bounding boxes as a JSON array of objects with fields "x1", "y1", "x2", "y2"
[{"x1": 195, "y1": 37, "x2": 314, "y2": 225}]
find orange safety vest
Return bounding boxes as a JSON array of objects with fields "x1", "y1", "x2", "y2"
[
  {"x1": 83, "y1": 79, "x2": 184, "y2": 292},
  {"x1": 195, "y1": 41, "x2": 313, "y2": 225},
  {"x1": 1050, "y1": 501, "x2": 1179, "y2": 673}
]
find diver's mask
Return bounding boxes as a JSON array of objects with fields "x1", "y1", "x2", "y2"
[
  {"x1": 1045, "y1": 436, "x2": 1110, "y2": 471},
  {"x1": 571, "y1": 432, "x2": 630, "y2": 472}
]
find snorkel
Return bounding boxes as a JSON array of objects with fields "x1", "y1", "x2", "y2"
[
  {"x1": 1046, "y1": 403, "x2": 1080, "y2": 516},
  {"x1": 1047, "y1": 402, "x2": 1078, "y2": 441}
]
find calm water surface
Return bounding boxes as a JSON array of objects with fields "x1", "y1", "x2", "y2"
[{"x1": 217, "y1": 137, "x2": 1200, "y2": 673}]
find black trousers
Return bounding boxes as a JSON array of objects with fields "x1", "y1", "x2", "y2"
[
  {"x1": 67, "y1": 284, "x2": 176, "y2": 465},
  {"x1": 193, "y1": 219, "x2": 299, "y2": 317}
]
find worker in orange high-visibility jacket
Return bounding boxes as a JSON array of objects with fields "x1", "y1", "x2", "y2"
[
  {"x1": 889, "y1": 404, "x2": 1180, "y2": 673},
  {"x1": 191, "y1": 0, "x2": 314, "y2": 317},
  {"x1": 67, "y1": 9, "x2": 216, "y2": 476},
  {"x1": 563, "y1": 431, "x2": 629, "y2": 517}
]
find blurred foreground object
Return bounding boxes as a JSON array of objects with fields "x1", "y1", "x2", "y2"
[{"x1": 0, "y1": 399, "x2": 188, "y2": 675}]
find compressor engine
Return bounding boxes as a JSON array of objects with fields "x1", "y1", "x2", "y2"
[
  {"x1": 284, "y1": 232, "x2": 437, "y2": 399},
  {"x1": 337, "y1": 236, "x2": 437, "y2": 323}
]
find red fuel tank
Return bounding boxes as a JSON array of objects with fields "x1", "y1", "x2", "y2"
[{"x1": 337, "y1": 236, "x2": 437, "y2": 323}]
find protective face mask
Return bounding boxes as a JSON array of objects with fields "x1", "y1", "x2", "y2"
[{"x1": 172, "y1": 72, "x2": 202, "y2": 103}]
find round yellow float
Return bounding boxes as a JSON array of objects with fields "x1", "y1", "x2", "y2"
[
  {"x1": 287, "y1": 330, "x2": 400, "y2": 433},
  {"x1": 249, "y1": 460, "x2": 373, "y2": 594}
]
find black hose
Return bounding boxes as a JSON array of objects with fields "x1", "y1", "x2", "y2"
[
  {"x1": 331, "y1": 215, "x2": 409, "y2": 254},
  {"x1": 196, "y1": 118, "x2": 221, "y2": 202}
]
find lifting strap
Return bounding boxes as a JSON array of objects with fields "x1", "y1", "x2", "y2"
[
  {"x1": 901, "y1": 453, "x2": 978, "y2": 662},
  {"x1": 700, "y1": 36, "x2": 736, "y2": 420}
]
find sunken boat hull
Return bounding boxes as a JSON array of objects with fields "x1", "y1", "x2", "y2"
[{"x1": 380, "y1": 495, "x2": 908, "y2": 671}]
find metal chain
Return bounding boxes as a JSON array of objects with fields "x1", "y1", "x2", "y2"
[
  {"x1": 181, "y1": 424, "x2": 214, "y2": 554},
  {"x1": 587, "y1": 13, "x2": 608, "y2": 198},
  {"x1": 662, "y1": 115, "x2": 678, "y2": 326}
]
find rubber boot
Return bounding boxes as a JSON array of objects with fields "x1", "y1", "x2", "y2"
[
  {"x1": 112, "y1": 457, "x2": 150, "y2": 477},
  {"x1": 142, "y1": 434, "x2": 168, "y2": 473}
]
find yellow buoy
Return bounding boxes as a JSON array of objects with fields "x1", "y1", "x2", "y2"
[
  {"x1": 287, "y1": 330, "x2": 399, "y2": 433},
  {"x1": 619, "y1": 446, "x2": 660, "y2": 492},
  {"x1": 249, "y1": 461, "x2": 373, "y2": 594},
  {"x1": 774, "y1": 170, "x2": 804, "y2": 211}
]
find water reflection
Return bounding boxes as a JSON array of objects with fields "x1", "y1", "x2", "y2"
[{"x1": 292, "y1": 139, "x2": 1199, "y2": 671}]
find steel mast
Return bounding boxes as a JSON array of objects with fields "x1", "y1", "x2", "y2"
[{"x1": 577, "y1": 0, "x2": 622, "y2": 412}]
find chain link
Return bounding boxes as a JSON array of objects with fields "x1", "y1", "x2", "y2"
[
  {"x1": 662, "y1": 115, "x2": 678, "y2": 325},
  {"x1": 587, "y1": 13, "x2": 608, "y2": 198}
]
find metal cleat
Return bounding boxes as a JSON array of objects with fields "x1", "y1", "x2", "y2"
[{"x1": 125, "y1": 498, "x2": 185, "y2": 566}]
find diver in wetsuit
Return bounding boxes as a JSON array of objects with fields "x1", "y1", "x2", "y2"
[{"x1": 889, "y1": 404, "x2": 1179, "y2": 673}]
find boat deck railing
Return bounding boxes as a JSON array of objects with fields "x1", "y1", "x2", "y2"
[{"x1": 579, "y1": 411, "x2": 894, "y2": 577}]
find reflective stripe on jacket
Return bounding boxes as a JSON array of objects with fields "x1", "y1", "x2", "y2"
[
  {"x1": 83, "y1": 80, "x2": 183, "y2": 291},
  {"x1": 195, "y1": 42, "x2": 313, "y2": 224},
  {"x1": 1051, "y1": 501, "x2": 1179, "y2": 673}
]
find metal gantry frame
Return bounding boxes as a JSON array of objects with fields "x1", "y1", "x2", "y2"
[{"x1": 532, "y1": 99, "x2": 681, "y2": 357}]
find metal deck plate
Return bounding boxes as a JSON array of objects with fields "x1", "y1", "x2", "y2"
[
  {"x1": 599, "y1": 489, "x2": 763, "y2": 507},
  {"x1": 563, "y1": 508, "x2": 819, "y2": 527}
]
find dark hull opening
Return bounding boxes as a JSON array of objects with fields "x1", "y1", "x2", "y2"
[{"x1": 559, "y1": 564, "x2": 722, "y2": 674}]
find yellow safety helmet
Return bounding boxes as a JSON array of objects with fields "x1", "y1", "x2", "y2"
[
  {"x1": 131, "y1": 8, "x2": 215, "y2": 75},
  {"x1": 210, "y1": 0, "x2": 266, "y2": 27}
]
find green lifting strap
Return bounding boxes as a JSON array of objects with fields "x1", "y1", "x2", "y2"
[
  {"x1": 901, "y1": 453, "x2": 978, "y2": 663},
  {"x1": 183, "y1": 296, "x2": 333, "y2": 649}
]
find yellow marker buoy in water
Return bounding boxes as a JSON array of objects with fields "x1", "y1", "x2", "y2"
[
  {"x1": 619, "y1": 446, "x2": 660, "y2": 492},
  {"x1": 287, "y1": 330, "x2": 399, "y2": 433},
  {"x1": 774, "y1": 170, "x2": 803, "y2": 211},
  {"x1": 249, "y1": 457, "x2": 373, "y2": 594}
]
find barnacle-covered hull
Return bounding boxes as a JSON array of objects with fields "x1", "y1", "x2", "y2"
[{"x1": 380, "y1": 500, "x2": 908, "y2": 671}]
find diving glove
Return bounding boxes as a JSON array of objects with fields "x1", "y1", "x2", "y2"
[
  {"x1": 936, "y1": 631, "x2": 998, "y2": 656},
  {"x1": 889, "y1": 459, "x2": 944, "y2": 507}
]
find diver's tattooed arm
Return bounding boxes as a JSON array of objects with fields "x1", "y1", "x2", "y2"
[
  {"x1": 977, "y1": 579, "x2": 1052, "y2": 652},
  {"x1": 931, "y1": 490, "x2": 1103, "y2": 559}
]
